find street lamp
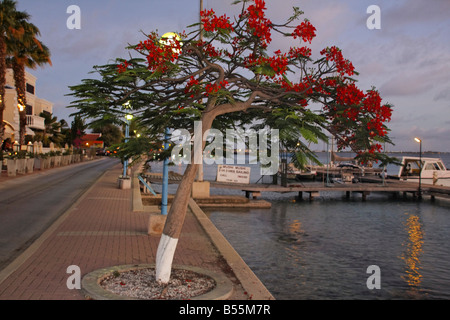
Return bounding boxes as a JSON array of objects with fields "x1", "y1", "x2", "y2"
[
  {"x1": 159, "y1": 32, "x2": 182, "y2": 54},
  {"x1": 159, "y1": 32, "x2": 182, "y2": 216},
  {"x1": 161, "y1": 128, "x2": 170, "y2": 216},
  {"x1": 13, "y1": 141, "x2": 20, "y2": 152},
  {"x1": 123, "y1": 113, "x2": 133, "y2": 177},
  {"x1": 414, "y1": 137, "x2": 422, "y2": 199},
  {"x1": 122, "y1": 101, "x2": 133, "y2": 178},
  {"x1": 27, "y1": 141, "x2": 33, "y2": 153}
]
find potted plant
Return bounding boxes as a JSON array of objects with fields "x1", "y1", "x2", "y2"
[
  {"x1": 48, "y1": 151, "x2": 56, "y2": 168},
  {"x1": 6, "y1": 154, "x2": 16, "y2": 176},
  {"x1": 35, "y1": 153, "x2": 49, "y2": 170},
  {"x1": 54, "y1": 150, "x2": 62, "y2": 167},
  {"x1": 26, "y1": 152, "x2": 35, "y2": 173},
  {"x1": 15, "y1": 151, "x2": 27, "y2": 174},
  {"x1": 62, "y1": 149, "x2": 72, "y2": 165}
]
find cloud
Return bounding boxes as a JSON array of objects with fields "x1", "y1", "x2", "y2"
[
  {"x1": 380, "y1": 73, "x2": 433, "y2": 97},
  {"x1": 434, "y1": 90, "x2": 450, "y2": 102},
  {"x1": 384, "y1": 0, "x2": 450, "y2": 27}
]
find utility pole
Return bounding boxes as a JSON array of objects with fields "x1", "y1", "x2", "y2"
[
  {"x1": 197, "y1": 0, "x2": 204, "y2": 182},
  {"x1": 200, "y1": 0, "x2": 204, "y2": 41}
]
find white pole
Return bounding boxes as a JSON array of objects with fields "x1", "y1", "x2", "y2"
[{"x1": 197, "y1": 0, "x2": 205, "y2": 182}]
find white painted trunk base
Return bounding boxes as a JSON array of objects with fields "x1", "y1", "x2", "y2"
[{"x1": 155, "y1": 233, "x2": 179, "y2": 284}]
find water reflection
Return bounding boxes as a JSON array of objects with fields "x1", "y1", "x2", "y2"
[
  {"x1": 289, "y1": 219, "x2": 302, "y2": 234},
  {"x1": 401, "y1": 215, "x2": 424, "y2": 288}
]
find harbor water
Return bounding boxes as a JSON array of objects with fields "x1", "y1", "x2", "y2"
[{"x1": 151, "y1": 152, "x2": 450, "y2": 299}]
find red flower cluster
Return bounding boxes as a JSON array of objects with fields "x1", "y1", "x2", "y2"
[
  {"x1": 117, "y1": 60, "x2": 129, "y2": 73},
  {"x1": 244, "y1": 0, "x2": 272, "y2": 47},
  {"x1": 336, "y1": 83, "x2": 365, "y2": 107},
  {"x1": 135, "y1": 33, "x2": 182, "y2": 73},
  {"x1": 329, "y1": 84, "x2": 392, "y2": 154},
  {"x1": 245, "y1": 51, "x2": 289, "y2": 78},
  {"x1": 368, "y1": 143, "x2": 383, "y2": 154},
  {"x1": 292, "y1": 20, "x2": 316, "y2": 44},
  {"x1": 201, "y1": 9, "x2": 234, "y2": 32},
  {"x1": 363, "y1": 91, "x2": 392, "y2": 123},
  {"x1": 204, "y1": 80, "x2": 229, "y2": 96},
  {"x1": 184, "y1": 77, "x2": 229, "y2": 98},
  {"x1": 288, "y1": 46, "x2": 312, "y2": 58},
  {"x1": 279, "y1": 78, "x2": 309, "y2": 93},
  {"x1": 363, "y1": 90, "x2": 382, "y2": 113},
  {"x1": 320, "y1": 46, "x2": 355, "y2": 76},
  {"x1": 195, "y1": 40, "x2": 220, "y2": 58},
  {"x1": 184, "y1": 76, "x2": 200, "y2": 98},
  {"x1": 367, "y1": 119, "x2": 385, "y2": 137},
  {"x1": 267, "y1": 51, "x2": 289, "y2": 76}
]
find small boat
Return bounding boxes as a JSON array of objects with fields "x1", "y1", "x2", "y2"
[
  {"x1": 279, "y1": 163, "x2": 317, "y2": 181},
  {"x1": 397, "y1": 156, "x2": 450, "y2": 187}
]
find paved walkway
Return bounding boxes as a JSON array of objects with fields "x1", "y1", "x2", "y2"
[{"x1": 0, "y1": 161, "x2": 273, "y2": 300}]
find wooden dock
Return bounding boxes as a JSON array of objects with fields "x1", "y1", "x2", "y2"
[
  {"x1": 210, "y1": 179, "x2": 421, "y2": 201},
  {"x1": 143, "y1": 173, "x2": 450, "y2": 201}
]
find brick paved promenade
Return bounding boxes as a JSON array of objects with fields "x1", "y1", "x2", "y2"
[{"x1": 0, "y1": 161, "x2": 273, "y2": 300}]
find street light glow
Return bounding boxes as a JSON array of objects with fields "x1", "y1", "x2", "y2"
[
  {"x1": 160, "y1": 32, "x2": 182, "y2": 54},
  {"x1": 414, "y1": 137, "x2": 421, "y2": 143},
  {"x1": 123, "y1": 101, "x2": 131, "y2": 108}
]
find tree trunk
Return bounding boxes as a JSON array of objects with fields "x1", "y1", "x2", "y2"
[
  {"x1": 155, "y1": 112, "x2": 215, "y2": 284},
  {"x1": 0, "y1": 35, "x2": 6, "y2": 142},
  {"x1": 12, "y1": 61, "x2": 27, "y2": 145}
]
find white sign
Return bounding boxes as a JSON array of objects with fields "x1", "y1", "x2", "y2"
[{"x1": 217, "y1": 165, "x2": 250, "y2": 184}]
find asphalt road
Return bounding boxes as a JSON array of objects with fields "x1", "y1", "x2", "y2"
[{"x1": 0, "y1": 157, "x2": 119, "y2": 271}]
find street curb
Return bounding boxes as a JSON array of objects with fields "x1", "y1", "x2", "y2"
[{"x1": 81, "y1": 264, "x2": 234, "y2": 300}]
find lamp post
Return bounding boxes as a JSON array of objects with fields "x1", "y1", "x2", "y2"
[
  {"x1": 414, "y1": 137, "x2": 422, "y2": 199},
  {"x1": 159, "y1": 32, "x2": 182, "y2": 215},
  {"x1": 123, "y1": 113, "x2": 133, "y2": 177},
  {"x1": 161, "y1": 128, "x2": 170, "y2": 215}
]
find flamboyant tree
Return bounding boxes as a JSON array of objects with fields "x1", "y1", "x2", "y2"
[{"x1": 69, "y1": 0, "x2": 394, "y2": 284}]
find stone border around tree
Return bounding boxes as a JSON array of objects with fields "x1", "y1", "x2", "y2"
[{"x1": 81, "y1": 264, "x2": 234, "y2": 300}]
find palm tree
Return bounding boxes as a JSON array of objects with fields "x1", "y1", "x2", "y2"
[
  {"x1": 7, "y1": 19, "x2": 51, "y2": 144},
  {"x1": 0, "y1": 0, "x2": 28, "y2": 143},
  {"x1": 39, "y1": 111, "x2": 63, "y2": 146}
]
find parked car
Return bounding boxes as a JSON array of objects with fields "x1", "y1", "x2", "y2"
[{"x1": 96, "y1": 148, "x2": 106, "y2": 156}]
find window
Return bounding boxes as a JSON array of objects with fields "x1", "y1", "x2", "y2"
[
  {"x1": 25, "y1": 104, "x2": 33, "y2": 115},
  {"x1": 26, "y1": 83, "x2": 35, "y2": 94}
]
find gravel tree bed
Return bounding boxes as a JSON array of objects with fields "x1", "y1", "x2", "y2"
[{"x1": 100, "y1": 267, "x2": 216, "y2": 300}]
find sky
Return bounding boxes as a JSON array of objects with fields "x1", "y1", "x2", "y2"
[{"x1": 15, "y1": 0, "x2": 450, "y2": 152}]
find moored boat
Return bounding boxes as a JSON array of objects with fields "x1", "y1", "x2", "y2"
[
  {"x1": 279, "y1": 163, "x2": 317, "y2": 181},
  {"x1": 397, "y1": 156, "x2": 450, "y2": 187}
]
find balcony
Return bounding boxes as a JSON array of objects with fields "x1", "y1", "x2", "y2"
[{"x1": 26, "y1": 115, "x2": 45, "y2": 130}]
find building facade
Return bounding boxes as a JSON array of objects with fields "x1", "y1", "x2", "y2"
[{"x1": 3, "y1": 68, "x2": 53, "y2": 142}]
